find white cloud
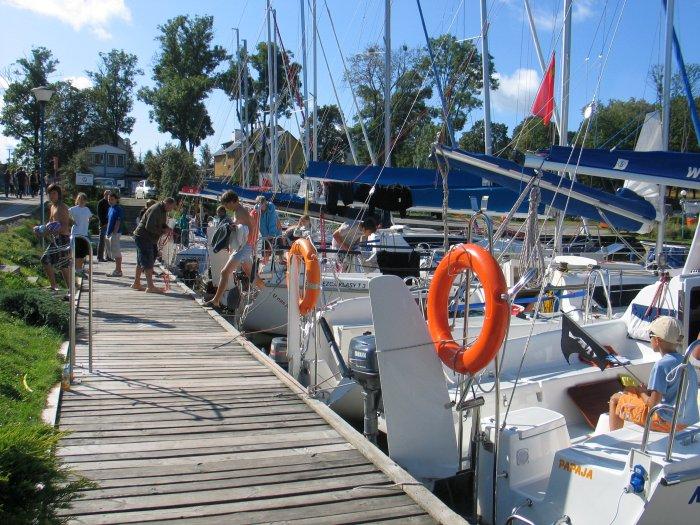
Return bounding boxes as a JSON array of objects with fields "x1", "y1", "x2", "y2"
[
  {"x1": 2, "y1": 0, "x2": 132, "y2": 40},
  {"x1": 490, "y1": 68, "x2": 540, "y2": 115},
  {"x1": 529, "y1": 0, "x2": 598, "y2": 31},
  {"x1": 64, "y1": 76, "x2": 92, "y2": 90},
  {"x1": 0, "y1": 77, "x2": 8, "y2": 90}
]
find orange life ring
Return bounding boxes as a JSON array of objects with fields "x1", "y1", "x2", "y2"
[
  {"x1": 286, "y1": 238, "x2": 321, "y2": 315},
  {"x1": 426, "y1": 243, "x2": 510, "y2": 375}
]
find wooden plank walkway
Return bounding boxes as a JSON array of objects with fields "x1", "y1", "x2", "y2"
[{"x1": 58, "y1": 241, "x2": 462, "y2": 524}]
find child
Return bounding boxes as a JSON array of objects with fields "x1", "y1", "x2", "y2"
[{"x1": 609, "y1": 316, "x2": 699, "y2": 432}]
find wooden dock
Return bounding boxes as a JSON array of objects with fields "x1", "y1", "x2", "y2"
[{"x1": 57, "y1": 243, "x2": 463, "y2": 524}]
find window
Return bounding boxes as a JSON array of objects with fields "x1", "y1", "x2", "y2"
[
  {"x1": 107, "y1": 154, "x2": 116, "y2": 167},
  {"x1": 117, "y1": 155, "x2": 125, "y2": 168},
  {"x1": 93, "y1": 153, "x2": 104, "y2": 165}
]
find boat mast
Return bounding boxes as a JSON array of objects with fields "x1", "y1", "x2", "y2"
[
  {"x1": 273, "y1": 8, "x2": 279, "y2": 191},
  {"x1": 658, "y1": 0, "x2": 675, "y2": 266},
  {"x1": 384, "y1": 0, "x2": 391, "y2": 167},
  {"x1": 312, "y1": 0, "x2": 318, "y2": 162},
  {"x1": 480, "y1": 0, "x2": 492, "y2": 156},
  {"x1": 300, "y1": 0, "x2": 310, "y2": 164},
  {"x1": 266, "y1": 1, "x2": 274, "y2": 189},
  {"x1": 242, "y1": 38, "x2": 249, "y2": 187},
  {"x1": 554, "y1": 0, "x2": 572, "y2": 254}
]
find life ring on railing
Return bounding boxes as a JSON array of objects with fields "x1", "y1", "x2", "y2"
[
  {"x1": 426, "y1": 243, "x2": 510, "y2": 375},
  {"x1": 286, "y1": 238, "x2": 321, "y2": 315}
]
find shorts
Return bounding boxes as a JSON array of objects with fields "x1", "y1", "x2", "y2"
[
  {"x1": 615, "y1": 392, "x2": 685, "y2": 433},
  {"x1": 107, "y1": 233, "x2": 121, "y2": 258},
  {"x1": 135, "y1": 235, "x2": 158, "y2": 270},
  {"x1": 74, "y1": 236, "x2": 90, "y2": 259},
  {"x1": 227, "y1": 244, "x2": 253, "y2": 265},
  {"x1": 41, "y1": 234, "x2": 71, "y2": 269}
]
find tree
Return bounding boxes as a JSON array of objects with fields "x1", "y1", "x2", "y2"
[
  {"x1": 0, "y1": 47, "x2": 58, "y2": 170},
  {"x1": 579, "y1": 98, "x2": 655, "y2": 151},
  {"x1": 45, "y1": 81, "x2": 95, "y2": 167},
  {"x1": 510, "y1": 116, "x2": 556, "y2": 163},
  {"x1": 308, "y1": 105, "x2": 348, "y2": 163},
  {"x1": 458, "y1": 120, "x2": 510, "y2": 157},
  {"x1": 199, "y1": 144, "x2": 213, "y2": 171},
  {"x1": 139, "y1": 16, "x2": 228, "y2": 153},
  {"x1": 87, "y1": 50, "x2": 142, "y2": 146},
  {"x1": 143, "y1": 144, "x2": 198, "y2": 198},
  {"x1": 347, "y1": 44, "x2": 432, "y2": 165},
  {"x1": 418, "y1": 35, "x2": 498, "y2": 134}
]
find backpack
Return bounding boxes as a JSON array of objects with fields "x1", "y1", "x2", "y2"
[{"x1": 212, "y1": 221, "x2": 232, "y2": 253}]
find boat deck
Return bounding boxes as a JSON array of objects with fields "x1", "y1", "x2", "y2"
[{"x1": 57, "y1": 241, "x2": 462, "y2": 524}]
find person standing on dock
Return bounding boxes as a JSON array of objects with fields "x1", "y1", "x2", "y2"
[
  {"x1": 106, "y1": 192, "x2": 124, "y2": 277},
  {"x1": 69, "y1": 192, "x2": 93, "y2": 275},
  {"x1": 132, "y1": 197, "x2": 175, "y2": 293},
  {"x1": 204, "y1": 191, "x2": 254, "y2": 308},
  {"x1": 37, "y1": 184, "x2": 72, "y2": 292},
  {"x1": 255, "y1": 195, "x2": 282, "y2": 262},
  {"x1": 96, "y1": 190, "x2": 111, "y2": 262}
]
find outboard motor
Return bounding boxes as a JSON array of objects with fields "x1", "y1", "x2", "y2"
[
  {"x1": 270, "y1": 337, "x2": 288, "y2": 371},
  {"x1": 348, "y1": 334, "x2": 381, "y2": 444},
  {"x1": 318, "y1": 317, "x2": 381, "y2": 444}
]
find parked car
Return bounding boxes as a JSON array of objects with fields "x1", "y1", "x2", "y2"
[{"x1": 135, "y1": 180, "x2": 156, "y2": 199}]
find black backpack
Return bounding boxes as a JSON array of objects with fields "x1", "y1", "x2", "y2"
[{"x1": 211, "y1": 221, "x2": 232, "y2": 253}]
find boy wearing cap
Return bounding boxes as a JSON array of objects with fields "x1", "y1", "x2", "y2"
[{"x1": 609, "y1": 316, "x2": 699, "y2": 432}]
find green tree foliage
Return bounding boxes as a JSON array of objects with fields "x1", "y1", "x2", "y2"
[
  {"x1": 458, "y1": 120, "x2": 511, "y2": 157},
  {"x1": 139, "y1": 15, "x2": 228, "y2": 153},
  {"x1": 44, "y1": 82, "x2": 95, "y2": 168},
  {"x1": 405, "y1": 121, "x2": 441, "y2": 168},
  {"x1": 418, "y1": 35, "x2": 498, "y2": 133},
  {"x1": 510, "y1": 116, "x2": 557, "y2": 163},
  {"x1": 87, "y1": 50, "x2": 142, "y2": 147},
  {"x1": 143, "y1": 144, "x2": 198, "y2": 198},
  {"x1": 347, "y1": 44, "x2": 432, "y2": 165},
  {"x1": 580, "y1": 98, "x2": 655, "y2": 150},
  {"x1": 310, "y1": 104, "x2": 348, "y2": 163},
  {"x1": 0, "y1": 47, "x2": 58, "y2": 170}
]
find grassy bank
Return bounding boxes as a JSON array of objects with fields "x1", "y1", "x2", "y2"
[{"x1": 0, "y1": 220, "x2": 90, "y2": 524}]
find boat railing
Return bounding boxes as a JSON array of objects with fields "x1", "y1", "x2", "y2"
[
  {"x1": 640, "y1": 339, "x2": 700, "y2": 460},
  {"x1": 467, "y1": 210, "x2": 494, "y2": 254},
  {"x1": 584, "y1": 267, "x2": 612, "y2": 321},
  {"x1": 68, "y1": 234, "x2": 94, "y2": 381}
]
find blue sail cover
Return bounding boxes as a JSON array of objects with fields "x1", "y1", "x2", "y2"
[
  {"x1": 305, "y1": 161, "x2": 483, "y2": 189},
  {"x1": 201, "y1": 180, "x2": 306, "y2": 206},
  {"x1": 436, "y1": 146, "x2": 657, "y2": 233},
  {"x1": 525, "y1": 146, "x2": 700, "y2": 189}
]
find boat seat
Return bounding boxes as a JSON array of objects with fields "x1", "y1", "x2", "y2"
[{"x1": 567, "y1": 376, "x2": 623, "y2": 428}]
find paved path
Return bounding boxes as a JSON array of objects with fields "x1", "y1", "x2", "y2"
[
  {"x1": 0, "y1": 195, "x2": 39, "y2": 220},
  {"x1": 57, "y1": 243, "x2": 460, "y2": 524}
]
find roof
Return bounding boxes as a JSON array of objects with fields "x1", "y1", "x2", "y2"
[{"x1": 88, "y1": 144, "x2": 127, "y2": 154}]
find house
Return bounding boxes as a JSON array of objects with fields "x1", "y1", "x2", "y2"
[
  {"x1": 213, "y1": 127, "x2": 305, "y2": 183},
  {"x1": 87, "y1": 144, "x2": 128, "y2": 188}
]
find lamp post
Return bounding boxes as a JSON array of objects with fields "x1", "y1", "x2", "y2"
[{"x1": 31, "y1": 86, "x2": 54, "y2": 230}]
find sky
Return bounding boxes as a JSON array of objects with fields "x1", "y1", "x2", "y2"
[{"x1": 1, "y1": 0, "x2": 699, "y2": 163}]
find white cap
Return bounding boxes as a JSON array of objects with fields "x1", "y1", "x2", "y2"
[{"x1": 648, "y1": 316, "x2": 682, "y2": 345}]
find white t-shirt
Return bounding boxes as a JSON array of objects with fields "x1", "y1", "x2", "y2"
[{"x1": 69, "y1": 205, "x2": 93, "y2": 237}]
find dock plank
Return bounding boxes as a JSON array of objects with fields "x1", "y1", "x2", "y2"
[{"x1": 57, "y1": 241, "x2": 460, "y2": 524}]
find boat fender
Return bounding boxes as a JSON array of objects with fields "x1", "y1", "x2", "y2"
[{"x1": 426, "y1": 243, "x2": 510, "y2": 375}]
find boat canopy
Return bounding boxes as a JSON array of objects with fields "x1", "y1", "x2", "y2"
[
  {"x1": 524, "y1": 145, "x2": 700, "y2": 190},
  {"x1": 305, "y1": 161, "x2": 483, "y2": 189},
  {"x1": 195, "y1": 180, "x2": 306, "y2": 206},
  {"x1": 435, "y1": 146, "x2": 657, "y2": 233}
]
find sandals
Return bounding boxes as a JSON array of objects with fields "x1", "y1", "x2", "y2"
[{"x1": 107, "y1": 271, "x2": 123, "y2": 277}]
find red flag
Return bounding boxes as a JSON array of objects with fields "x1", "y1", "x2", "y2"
[{"x1": 531, "y1": 54, "x2": 555, "y2": 126}]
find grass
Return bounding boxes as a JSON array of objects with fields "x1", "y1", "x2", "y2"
[
  {"x1": 0, "y1": 221, "x2": 92, "y2": 523},
  {"x1": 0, "y1": 219, "x2": 50, "y2": 288}
]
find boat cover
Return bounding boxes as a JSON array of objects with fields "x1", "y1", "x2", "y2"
[
  {"x1": 435, "y1": 145, "x2": 657, "y2": 233},
  {"x1": 525, "y1": 145, "x2": 700, "y2": 190}
]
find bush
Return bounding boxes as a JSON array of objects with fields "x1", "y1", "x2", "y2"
[
  {"x1": 0, "y1": 423, "x2": 93, "y2": 524},
  {"x1": 0, "y1": 289, "x2": 69, "y2": 335}
]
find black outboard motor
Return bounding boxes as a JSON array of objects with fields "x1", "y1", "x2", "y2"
[
  {"x1": 348, "y1": 334, "x2": 381, "y2": 444},
  {"x1": 318, "y1": 318, "x2": 381, "y2": 444}
]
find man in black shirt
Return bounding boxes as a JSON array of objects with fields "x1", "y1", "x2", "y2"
[{"x1": 96, "y1": 189, "x2": 111, "y2": 262}]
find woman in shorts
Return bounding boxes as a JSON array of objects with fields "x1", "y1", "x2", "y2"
[{"x1": 69, "y1": 193, "x2": 94, "y2": 274}]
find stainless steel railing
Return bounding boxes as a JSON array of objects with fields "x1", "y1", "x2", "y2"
[
  {"x1": 69, "y1": 234, "x2": 94, "y2": 380},
  {"x1": 640, "y1": 339, "x2": 700, "y2": 460}
]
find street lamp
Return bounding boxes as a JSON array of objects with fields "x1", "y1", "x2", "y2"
[{"x1": 31, "y1": 86, "x2": 54, "y2": 230}]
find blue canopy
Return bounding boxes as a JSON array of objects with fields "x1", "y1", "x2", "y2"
[
  {"x1": 525, "y1": 146, "x2": 700, "y2": 189},
  {"x1": 435, "y1": 146, "x2": 657, "y2": 233},
  {"x1": 305, "y1": 161, "x2": 483, "y2": 189},
  {"x1": 200, "y1": 180, "x2": 306, "y2": 207}
]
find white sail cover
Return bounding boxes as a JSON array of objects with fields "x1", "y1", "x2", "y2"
[{"x1": 623, "y1": 111, "x2": 662, "y2": 211}]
